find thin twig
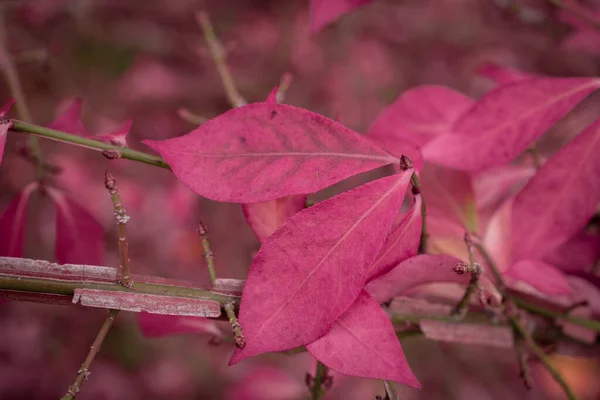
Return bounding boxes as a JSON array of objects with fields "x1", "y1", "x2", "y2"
[
  {"x1": 60, "y1": 309, "x2": 119, "y2": 400},
  {"x1": 195, "y1": 11, "x2": 247, "y2": 108},
  {"x1": 177, "y1": 108, "x2": 209, "y2": 125},
  {"x1": 383, "y1": 380, "x2": 400, "y2": 400},
  {"x1": 515, "y1": 337, "x2": 533, "y2": 389},
  {"x1": 452, "y1": 234, "x2": 484, "y2": 318},
  {"x1": 310, "y1": 361, "x2": 330, "y2": 400},
  {"x1": 197, "y1": 222, "x2": 217, "y2": 285},
  {"x1": 224, "y1": 302, "x2": 245, "y2": 348},
  {"x1": 105, "y1": 172, "x2": 133, "y2": 287}
]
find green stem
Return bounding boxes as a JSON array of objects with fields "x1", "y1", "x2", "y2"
[
  {"x1": 11, "y1": 120, "x2": 170, "y2": 169},
  {"x1": 410, "y1": 173, "x2": 427, "y2": 253},
  {"x1": 383, "y1": 380, "x2": 400, "y2": 400},
  {"x1": 310, "y1": 362, "x2": 329, "y2": 400}
]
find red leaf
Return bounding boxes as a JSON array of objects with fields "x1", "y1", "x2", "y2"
[
  {"x1": 0, "y1": 183, "x2": 37, "y2": 257},
  {"x1": 243, "y1": 196, "x2": 307, "y2": 242},
  {"x1": 512, "y1": 118, "x2": 600, "y2": 261},
  {"x1": 0, "y1": 99, "x2": 15, "y2": 167},
  {"x1": 47, "y1": 188, "x2": 104, "y2": 265},
  {"x1": 367, "y1": 195, "x2": 422, "y2": 281},
  {"x1": 366, "y1": 254, "x2": 468, "y2": 303},
  {"x1": 504, "y1": 260, "x2": 571, "y2": 296},
  {"x1": 307, "y1": 291, "x2": 420, "y2": 387},
  {"x1": 309, "y1": 0, "x2": 372, "y2": 33},
  {"x1": 423, "y1": 78, "x2": 600, "y2": 171},
  {"x1": 138, "y1": 313, "x2": 222, "y2": 338},
  {"x1": 369, "y1": 85, "x2": 474, "y2": 147},
  {"x1": 230, "y1": 171, "x2": 412, "y2": 363},
  {"x1": 143, "y1": 102, "x2": 396, "y2": 202},
  {"x1": 47, "y1": 98, "x2": 87, "y2": 135}
]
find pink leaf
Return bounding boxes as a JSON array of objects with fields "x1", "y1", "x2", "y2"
[
  {"x1": 504, "y1": 260, "x2": 571, "y2": 296},
  {"x1": 143, "y1": 102, "x2": 397, "y2": 203},
  {"x1": 475, "y1": 63, "x2": 532, "y2": 85},
  {"x1": 420, "y1": 320, "x2": 513, "y2": 348},
  {"x1": 307, "y1": 291, "x2": 420, "y2": 387},
  {"x1": 243, "y1": 196, "x2": 307, "y2": 242},
  {"x1": 47, "y1": 98, "x2": 87, "y2": 135},
  {"x1": 0, "y1": 99, "x2": 15, "y2": 167},
  {"x1": 512, "y1": 118, "x2": 600, "y2": 261},
  {"x1": 47, "y1": 188, "x2": 104, "y2": 265},
  {"x1": 95, "y1": 118, "x2": 132, "y2": 147},
  {"x1": 0, "y1": 183, "x2": 37, "y2": 257},
  {"x1": 138, "y1": 313, "x2": 223, "y2": 338},
  {"x1": 230, "y1": 171, "x2": 412, "y2": 363},
  {"x1": 543, "y1": 231, "x2": 600, "y2": 272},
  {"x1": 367, "y1": 195, "x2": 422, "y2": 281},
  {"x1": 423, "y1": 78, "x2": 600, "y2": 171},
  {"x1": 369, "y1": 85, "x2": 474, "y2": 147},
  {"x1": 366, "y1": 254, "x2": 468, "y2": 303},
  {"x1": 366, "y1": 135, "x2": 424, "y2": 171},
  {"x1": 309, "y1": 0, "x2": 372, "y2": 33},
  {"x1": 227, "y1": 366, "x2": 305, "y2": 400},
  {"x1": 473, "y1": 164, "x2": 535, "y2": 211}
]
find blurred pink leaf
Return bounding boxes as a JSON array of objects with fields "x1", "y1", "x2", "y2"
[
  {"x1": 0, "y1": 183, "x2": 37, "y2": 257},
  {"x1": 366, "y1": 135, "x2": 424, "y2": 171},
  {"x1": 475, "y1": 62, "x2": 532, "y2": 84},
  {"x1": 307, "y1": 291, "x2": 420, "y2": 387},
  {"x1": 94, "y1": 118, "x2": 132, "y2": 147},
  {"x1": 227, "y1": 366, "x2": 305, "y2": 400},
  {"x1": 143, "y1": 102, "x2": 397, "y2": 203},
  {"x1": 309, "y1": 0, "x2": 373, "y2": 33},
  {"x1": 473, "y1": 164, "x2": 535, "y2": 211},
  {"x1": 0, "y1": 99, "x2": 15, "y2": 167},
  {"x1": 243, "y1": 196, "x2": 307, "y2": 242},
  {"x1": 367, "y1": 195, "x2": 422, "y2": 281},
  {"x1": 230, "y1": 171, "x2": 412, "y2": 363},
  {"x1": 504, "y1": 260, "x2": 571, "y2": 296},
  {"x1": 543, "y1": 231, "x2": 600, "y2": 272},
  {"x1": 369, "y1": 85, "x2": 474, "y2": 147},
  {"x1": 512, "y1": 118, "x2": 600, "y2": 261},
  {"x1": 483, "y1": 198, "x2": 513, "y2": 272},
  {"x1": 366, "y1": 254, "x2": 468, "y2": 303},
  {"x1": 420, "y1": 320, "x2": 513, "y2": 348},
  {"x1": 423, "y1": 78, "x2": 600, "y2": 171},
  {"x1": 138, "y1": 313, "x2": 223, "y2": 338},
  {"x1": 47, "y1": 188, "x2": 104, "y2": 265}
]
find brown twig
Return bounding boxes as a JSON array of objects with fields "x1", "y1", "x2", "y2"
[
  {"x1": 105, "y1": 172, "x2": 133, "y2": 288},
  {"x1": 452, "y1": 234, "x2": 484, "y2": 318},
  {"x1": 516, "y1": 336, "x2": 533, "y2": 389},
  {"x1": 399, "y1": 155, "x2": 427, "y2": 253},
  {"x1": 198, "y1": 222, "x2": 217, "y2": 285},
  {"x1": 60, "y1": 309, "x2": 119, "y2": 400},
  {"x1": 224, "y1": 301, "x2": 246, "y2": 348},
  {"x1": 195, "y1": 11, "x2": 247, "y2": 108}
]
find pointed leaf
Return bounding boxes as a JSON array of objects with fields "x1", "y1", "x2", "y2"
[
  {"x1": 47, "y1": 98, "x2": 87, "y2": 135},
  {"x1": 423, "y1": 78, "x2": 600, "y2": 171},
  {"x1": 309, "y1": 0, "x2": 373, "y2": 33},
  {"x1": 143, "y1": 102, "x2": 397, "y2": 203},
  {"x1": 366, "y1": 254, "x2": 468, "y2": 303},
  {"x1": 475, "y1": 63, "x2": 532, "y2": 84},
  {"x1": 307, "y1": 291, "x2": 420, "y2": 387},
  {"x1": 367, "y1": 195, "x2": 422, "y2": 281},
  {"x1": 0, "y1": 99, "x2": 15, "y2": 168},
  {"x1": 230, "y1": 171, "x2": 412, "y2": 363},
  {"x1": 0, "y1": 183, "x2": 37, "y2": 257},
  {"x1": 512, "y1": 118, "x2": 600, "y2": 261},
  {"x1": 137, "y1": 313, "x2": 223, "y2": 338},
  {"x1": 243, "y1": 196, "x2": 307, "y2": 242},
  {"x1": 369, "y1": 85, "x2": 474, "y2": 147},
  {"x1": 366, "y1": 135, "x2": 424, "y2": 171},
  {"x1": 504, "y1": 260, "x2": 571, "y2": 296},
  {"x1": 95, "y1": 118, "x2": 132, "y2": 147},
  {"x1": 47, "y1": 188, "x2": 104, "y2": 265}
]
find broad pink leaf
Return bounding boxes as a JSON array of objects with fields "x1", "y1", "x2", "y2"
[
  {"x1": 307, "y1": 291, "x2": 420, "y2": 387},
  {"x1": 366, "y1": 254, "x2": 468, "y2": 303},
  {"x1": 230, "y1": 171, "x2": 412, "y2": 363},
  {"x1": 0, "y1": 99, "x2": 15, "y2": 167},
  {"x1": 367, "y1": 195, "x2": 422, "y2": 281},
  {"x1": 47, "y1": 188, "x2": 104, "y2": 265},
  {"x1": 512, "y1": 118, "x2": 600, "y2": 261},
  {"x1": 543, "y1": 231, "x2": 600, "y2": 272},
  {"x1": 423, "y1": 78, "x2": 600, "y2": 171},
  {"x1": 47, "y1": 98, "x2": 87, "y2": 135},
  {"x1": 243, "y1": 196, "x2": 307, "y2": 242},
  {"x1": 0, "y1": 183, "x2": 37, "y2": 257},
  {"x1": 366, "y1": 135, "x2": 424, "y2": 171},
  {"x1": 143, "y1": 102, "x2": 397, "y2": 203},
  {"x1": 137, "y1": 313, "x2": 222, "y2": 338},
  {"x1": 369, "y1": 85, "x2": 474, "y2": 147},
  {"x1": 473, "y1": 164, "x2": 534, "y2": 211},
  {"x1": 309, "y1": 0, "x2": 372, "y2": 33},
  {"x1": 475, "y1": 63, "x2": 532, "y2": 84},
  {"x1": 227, "y1": 366, "x2": 305, "y2": 400},
  {"x1": 504, "y1": 260, "x2": 571, "y2": 296}
]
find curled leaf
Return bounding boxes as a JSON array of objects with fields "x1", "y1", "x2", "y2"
[
  {"x1": 230, "y1": 171, "x2": 412, "y2": 363},
  {"x1": 47, "y1": 188, "x2": 104, "y2": 265},
  {"x1": 144, "y1": 102, "x2": 397, "y2": 203},
  {"x1": 512, "y1": 118, "x2": 600, "y2": 261},
  {"x1": 0, "y1": 183, "x2": 37, "y2": 257},
  {"x1": 307, "y1": 291, "x2": 420, "y2": 387},
  {"x1": 423, "y1": 78, "x2": 600, "y2": 171}
]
